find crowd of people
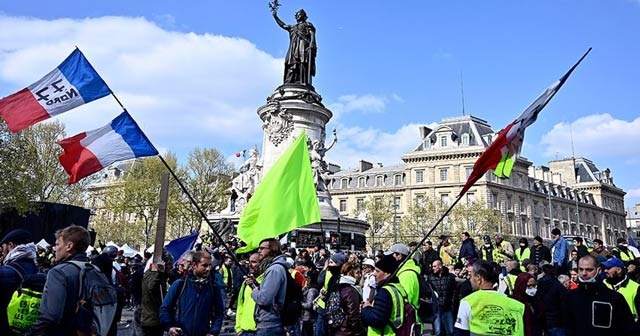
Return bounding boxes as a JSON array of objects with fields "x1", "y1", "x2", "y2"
[{"x1": 1, "y1": 225, "x2": 640, "y2": 335}]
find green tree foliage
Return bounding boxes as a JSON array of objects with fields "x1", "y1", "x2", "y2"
[
  {"x1": 0, "y1": 120, "x2": 87, "y2": 213},
  {"x1": 357, "y1": 194, "x2": 395, "y2": 252}
]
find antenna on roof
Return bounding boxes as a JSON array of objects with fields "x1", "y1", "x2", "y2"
[{"x1": 460, "y1": 70, "x2": 466, "y2": 117}]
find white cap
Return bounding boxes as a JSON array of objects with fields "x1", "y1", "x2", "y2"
[
  {"x1": 362, "y1": 258, "x2": 376, "y2": 267},
  {"x1": 384, "y1": 243, "x2": 410, "y2": 256}
]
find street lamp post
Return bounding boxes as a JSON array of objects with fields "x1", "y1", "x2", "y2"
[{"x1": 392, "y1": 202, "x2": 399, "y2": 243}]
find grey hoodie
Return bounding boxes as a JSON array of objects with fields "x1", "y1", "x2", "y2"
[{"x1": 251, "y1": 255, "x2": 288, "y2": 328}]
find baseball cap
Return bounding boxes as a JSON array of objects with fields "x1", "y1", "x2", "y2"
[
  {"x1": 602, "y1": 257, "x2": 624, "y2": 269},
  {"x1": 384, "y1": 243, "x2": 409, "y2": 256},
  {"x1": 362, "y1": 258, "x2": 375, "y2": 268}
]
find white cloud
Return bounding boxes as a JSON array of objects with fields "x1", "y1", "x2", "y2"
[
  {"x1": 627, "y1": 189, "x2": 640, "y2": 199},
  {"x1": 327, "y1": 123, "x2": 425, "y2": 169},
  {"x1": 539, "y1": 114, "x2": 640, "y2": 162},
  {"x1": 0, "y1": 15, "x2": 281, "y2": 152},
  {"x1": 327, "y1": 94, "x2": 389, "y2": 120}
]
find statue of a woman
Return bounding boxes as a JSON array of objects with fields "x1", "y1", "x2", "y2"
[{"x1": 271, "y1": 5, "x2": 317, "y2": 86}]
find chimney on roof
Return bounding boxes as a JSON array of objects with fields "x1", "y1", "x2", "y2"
[{"x1": 359, "y1": 160, "x2": 373, "y2": 172}]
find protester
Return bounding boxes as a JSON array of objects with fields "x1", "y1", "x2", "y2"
[
  {"x1": 361, "y1": 254, "x2": 406, "y2": 335},
  {"x1": 458, "y1": 232, "x2": 479, "y2": 261},
  {"x1": 493, "y1": 234, "x2": 515, "y2": 268},
  {"x1": 330, "y1": 261, "x2": 365, "y2": 336},
  {"x1": 572, "y1": 237, "x2": 589, "y2": 259},
  {"x1": 479, "y1": 235, "x2": 494, "y2": 262},
  {"x1": 428, "y1": 259, "x2": 456, "y2": 336},
  {"x1": 529, "y1": 236, "x2": 551, "y2": 266},
  {"x1": 0, "y1": 229, "x2": 39, "y2": 335},
  {"x1": 159, "y1": 250, "x2": 225, "y2": 336},
  {"x1": 602, "y1": 257, "x2": 640, "y2": 321},
  {"x1": 245, "y1": 238, "x2": 288, "y2": 336},
  {"x1": 511, "y1": 272, "x2": 543, "y2": 336},
  {"x1": 536, "y1": 263, "x2": 567, "y2": 336},
  {"x1": 549, "y1": 229, "x2": 568, "y2": 275},
  {"x1": 300, "y1": 263, "x2": 319, "y2": 336},
  {"x1": 360, "y1": 258, "x2": 376, "y2": 304},
  {"x1": 566, "y1": 250, "x2": 579, "y2": 271},
  {"x1": 236, "y1": 252, "x2": 262, "y2": 336},
  {"x1": 26, "y1": 225, "x2": 97, "y2": 336},
  {"x1": 385, "y1": 243, "x2": 421, "y2": 308},
  {"x1": 421, "y1": 241, "x2": 439, "y2": 275},
  {"x1": 612, "y1": 237, "x2": 637, "y2": 266},
  {"x1": 514, "y1": 238, "x2": 531, "y2": 272},
  {"x1": 563, "y1": 255, "x2": 635, "y2": 334},
  {"x1": 140, "y1": 250, "x2": 173, "y2": 336},
  {"x1": 590, "y1": 238, "x2": 611, "y2": 262},
  {"x1": 454, "y1": 260, "x2": 525, "y2": 335}
]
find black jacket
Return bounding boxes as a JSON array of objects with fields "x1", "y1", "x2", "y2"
[
  {"x1": 537, "y1": 274, "x2": 567, "y2": 329},
  {"x1": 427, "y1": 269, "x2": 457, "y2": 311},
  {"x1": 421, "y1": 249, "x2": 439, "y2": 275},
  {"x1": 563, "y1": 280, "x2": 635, "y2": 335},
  {"x1": 530, "y1": 245, "x2": 551, "y2": 266}
]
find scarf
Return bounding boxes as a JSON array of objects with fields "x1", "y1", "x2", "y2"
[{"x1": 3, "y1": 243, "x2": 37, "y2": 265}]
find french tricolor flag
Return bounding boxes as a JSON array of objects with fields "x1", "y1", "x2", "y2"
[
  {"x1": 0, "y1": 48, "x2": 110, "y2": 132},
  {"x1": 58, "y1": 111, "x2": 158, "y2": 184}
]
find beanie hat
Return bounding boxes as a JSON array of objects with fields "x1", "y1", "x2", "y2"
[
  {"x1": 330, "y1": 252, "x2": 346, "y2": 266},
  {"x1": 0, "y1": 229, "x2": 32, "y2": 245},
  {"x1": 375, "y1": 254, "x2": 400, "y2": 274}
]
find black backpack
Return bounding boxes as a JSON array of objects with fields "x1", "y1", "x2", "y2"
[
  {"x1": 274, "y1": 263, "x2": 303, "y2": 326},
  {"x1": 408, "y1": 269, "x2": 436, "y2": 323},
  {"x1": 386, "y1": 284, "x2": 421, "y2": 336}
]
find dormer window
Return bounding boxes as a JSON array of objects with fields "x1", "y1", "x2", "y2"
[
  {"x1": 375, "y1": 175, "x2": 384, "y2": 187},
  {"x1": 461, "y1": 133, "x2": 470, "y2": 146},
  {"x1": 440, "y1": 136, "x2": 447, "y2": 147}
]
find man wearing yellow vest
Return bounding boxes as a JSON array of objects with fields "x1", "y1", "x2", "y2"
[
  {"x1": 236, "y1": 253, "x2": 262, "y2": 336},
  {"x1": 514, "y1": 238, "x2": 531, "y2": 273},
  {"x1": 603, "y1": 257, "x2": 640, "y2": 322},
  {"x1": 493, "y1": 234, "x2": 514, "y2": 268},
  {"x1": 454, "y1": 260, "x2": 525, "y2": 336},
  {"x1": 362, "y1": 254, "x2": 413, "y2": 336},
  {"x1": 385, "y1": 243, "x2": 421, "y2": 308}
]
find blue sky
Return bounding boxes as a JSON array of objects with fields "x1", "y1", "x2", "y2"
[{"x1": 1, "y1": 1, "x2": 639, "y2": 207}]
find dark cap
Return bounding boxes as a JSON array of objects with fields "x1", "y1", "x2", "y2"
[
  {"x1": 375, "y1": 254, "x2": 400, "y2": 274},
  {"x1": 0, "y1": 229, "x2": 32, "y2": 245},
  {"x1": 617, "y1": 237, "x2": 627, "y2": 245}
]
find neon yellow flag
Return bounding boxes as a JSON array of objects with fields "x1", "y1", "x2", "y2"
[{"x1": 236, "y1": 130, "x2": 320, "y2": 253}]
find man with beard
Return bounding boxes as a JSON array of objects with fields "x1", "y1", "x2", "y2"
[
  {"x1": 160, "y1": 251, "x2": 224, "y2": 336},
  {"x1": 602, "y1": 257, "x2": 640, "y2": 322},
  {"x1": 244, "y1": 238, "x2": 289, "y2": 336},
  {"x1": 0, "y1": 229, "x2": 40, "y2": 335},
  {"x1": 563, "y1": 255, "x2": 635, "y2": 334},
  {"x1": 235, "y1": 253, "x2": 262, "y2": 336}
]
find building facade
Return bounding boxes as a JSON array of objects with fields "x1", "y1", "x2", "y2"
[
  {"x1": 626, "y1": 204, "x2": 640, "y2": 241},
  {"x1": 328, "y1": 115, "x2": 627, "y2": 246}
]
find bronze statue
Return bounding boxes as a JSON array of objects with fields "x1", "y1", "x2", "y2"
[{"x1": 270, "y1": 1, "x2": 317, "y2": 86}]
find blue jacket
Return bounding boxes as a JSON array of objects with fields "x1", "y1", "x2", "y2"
[
  {"x1": 0, "y1": 257, "x2": 39, "y2": 334},
  {"x1": 550, "y1": 237, "x2": 568, "y2": 266},
  {"x1": 362, "y1": 279, "x2": 398, "y2": 331},
  {"x1": 25, "y1": 253, "x2": 88, "y2": 336},
  {"x1": 458, "y1": 239, "x2": 478, "y2": 260},
  {"x1": 160, "y1": 272, "x2": 225, "y2": 336}
]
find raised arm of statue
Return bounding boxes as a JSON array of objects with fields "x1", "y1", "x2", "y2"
[{"x1": 272, "y1": 11, "x2": 289, "y2": 31}]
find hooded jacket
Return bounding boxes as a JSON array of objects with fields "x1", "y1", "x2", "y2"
[{"x1": 251, "y1": 255, "x2": 288, "y2": 329}]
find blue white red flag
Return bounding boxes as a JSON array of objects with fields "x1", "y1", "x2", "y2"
[
  {"x1": 0, "y1": 48, "x2": 110, "y2": 132},
  {"x1": 58, "y1": 111, "x2": 158, "y2": 184}
]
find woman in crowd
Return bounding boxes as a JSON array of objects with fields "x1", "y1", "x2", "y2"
[
  {"x1": 331, "y1": 261, "x2": 365, "y2": 336},
  {"x1": 511, "y1": 272, "x2": 544, "y2": 336}
]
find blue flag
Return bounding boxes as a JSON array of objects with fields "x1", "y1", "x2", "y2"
[{"x1": 165, "y1": 231, "x2": 199, "y2": 262}]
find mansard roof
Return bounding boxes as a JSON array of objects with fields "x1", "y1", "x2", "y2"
[{"x1": 412, "y1": 115, "x2": 496, "y2": 152}]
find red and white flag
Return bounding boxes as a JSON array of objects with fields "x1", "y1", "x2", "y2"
[{"x1": 459, "y1": 48, "x2": 592, "y2": 197}]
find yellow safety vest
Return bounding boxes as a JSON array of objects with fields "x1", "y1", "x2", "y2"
[
  {"x1": 460, "y1": 290, "x2": 525, "y2": 335},
  {"x1": 367, "y1": 283, "x2": 406, "y2": 336},
  {"x1": 515, "y1": 248, "x2": 531, "y2": 272},
  {"x1": 504, "y1": 274, "x2": 517, "y2": 294},
  {"x1": 221, "y1": 264, "x2": 231, "y2": 288},
  {"x1": 604, "y1": 277, "x2": 639, "y2": 321},
  {"x1": 314, "y1": 270, "x2": 333, "y2": 309},
  {"x1": 234, "y1": 274, "x2": 264, "y2": 333},
  {"x1": 397, "y1": 259, "x2": 421, "y2": 308}
]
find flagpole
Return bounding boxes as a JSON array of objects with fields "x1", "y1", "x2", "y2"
[
  {"x1": 385, "y1": 192, "x2": 464, "y2": 282},
  {"x1": 154, "y1": 154, "x2": 247, "y2": 272}
]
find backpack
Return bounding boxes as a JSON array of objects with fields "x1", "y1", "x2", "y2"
[
  {"x1": 275, "y1": 263, "x2": 303, "y2": 326},
  {"x1": 67, "y1": 261, "x2": 118, "y2": 336},
  {"x1": 408, "y1": 269, "x2": 435, "y2": 323},
  {"x1": 6, "y1": 263, "x2": 46, "y2": 334},
  {"x1": 325, "y1": 290, "x2": 346, "y2": 328},
  {"x1": 386, "y1": 285, "x2": 421, "y2": 336}
]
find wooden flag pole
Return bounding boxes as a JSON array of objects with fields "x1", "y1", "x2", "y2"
[{"x1": 153, "y1": 173, "x2": 169, "y2": 264}]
